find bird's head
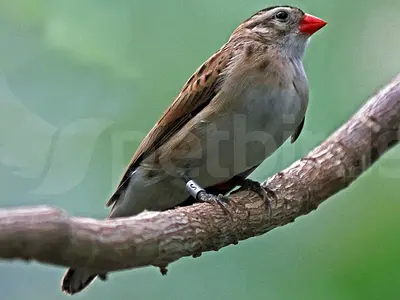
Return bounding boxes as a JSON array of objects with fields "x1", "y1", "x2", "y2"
[{"x1": 232, "y1": 6, "x2": 327, "y2": 58}]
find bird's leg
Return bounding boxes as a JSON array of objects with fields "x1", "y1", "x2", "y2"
[{"x1": 181, "y1": 174, "x2": 230, "y2": 213}]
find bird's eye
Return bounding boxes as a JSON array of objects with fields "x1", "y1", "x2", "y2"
[{"x1": 275, "y1": 11, "x2": 289, "y2": 21}]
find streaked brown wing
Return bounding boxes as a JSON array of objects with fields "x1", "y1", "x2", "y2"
[{"x1": 107, "y1": 46, "x2": 231, "y2": 207}]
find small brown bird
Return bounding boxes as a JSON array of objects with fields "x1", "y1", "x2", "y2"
[{"x1": 62, "y1": 5, "x2": 326, "y2": 295}]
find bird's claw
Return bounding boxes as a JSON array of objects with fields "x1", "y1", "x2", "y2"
[
  {"x1": 197, "y1": 191, "x2": 231, "y2": 215},
  {"x1": 238, "y1": 178, "x2": 275, "y2": 215}
]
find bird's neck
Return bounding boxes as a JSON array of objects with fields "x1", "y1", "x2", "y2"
[
  {"x1": 230, "y1": 30, "x2": 307, "y2": 61},
  {"x1": 279, "y1": 37, "x2": 308, "y2": 60}
]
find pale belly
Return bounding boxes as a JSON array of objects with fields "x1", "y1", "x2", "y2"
[{"x1": 187, "y1": 87, "x2": 306, "y2": 187}]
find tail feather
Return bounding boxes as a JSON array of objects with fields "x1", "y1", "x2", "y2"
[
  {"x1": 61, "y1": 175, "x2": 144, "y2": 294},
  {"x1": 61, "y1": 268, "x2": 106, "y2": 295}
]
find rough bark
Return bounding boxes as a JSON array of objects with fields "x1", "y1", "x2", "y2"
[{"x1": 0, "y1": 74, "x2": 400, "y2": 274}]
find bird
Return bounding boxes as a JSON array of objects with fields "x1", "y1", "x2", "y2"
[{"x1": 61, "y1": 5, "x2": 326, "y2": 295}]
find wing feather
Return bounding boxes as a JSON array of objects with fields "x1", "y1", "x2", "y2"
[{"x1": 107, "y1": 47, "x2": 231, "y2": 207}]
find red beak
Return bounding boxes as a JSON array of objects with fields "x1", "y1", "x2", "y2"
[{"x1": 299, "y1": 13, "x2": 327, "y2": 35}]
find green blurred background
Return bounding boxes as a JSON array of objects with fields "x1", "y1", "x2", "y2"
[{"x1": 1, "y1": 0, "x2": 400, "y2": 299}]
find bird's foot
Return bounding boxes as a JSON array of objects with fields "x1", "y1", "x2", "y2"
[
  {"x1": 183, "y1": 176, "x2": 231, "y2": 216},
  {"x1": 197, "y1": 191, "x2": 230, "y2": 211},
  {"x1": 237, "y1": 178, "x2": 275, "y2": 214}
]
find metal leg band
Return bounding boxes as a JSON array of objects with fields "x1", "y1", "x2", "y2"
[{"x1": 185, "y1": 180, "x2": 205, "y2": 199}]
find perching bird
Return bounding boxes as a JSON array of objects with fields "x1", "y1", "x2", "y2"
[{"x1": 62, "y1": 5, "x2": 326, "y2": 295}]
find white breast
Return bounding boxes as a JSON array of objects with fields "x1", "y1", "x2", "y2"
[{"x1": 191, "y1": 57, "x2": 308, "y2": 186}]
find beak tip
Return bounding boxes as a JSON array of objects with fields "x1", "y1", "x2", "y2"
[{"x1": 300, "y1": 13, "x2": 327, "y2": 35}]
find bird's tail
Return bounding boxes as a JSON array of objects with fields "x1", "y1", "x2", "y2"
[
  {"x1": 61, "y1": 186, "x2": 134, "y2": 294},
  {"x1": 61, "y1": 268, "x2": 106, "y2": 295}
]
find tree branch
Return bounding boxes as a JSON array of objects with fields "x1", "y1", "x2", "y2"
[{"x1": 1, "y1": 74, "x2": 400, "y2": 274}]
